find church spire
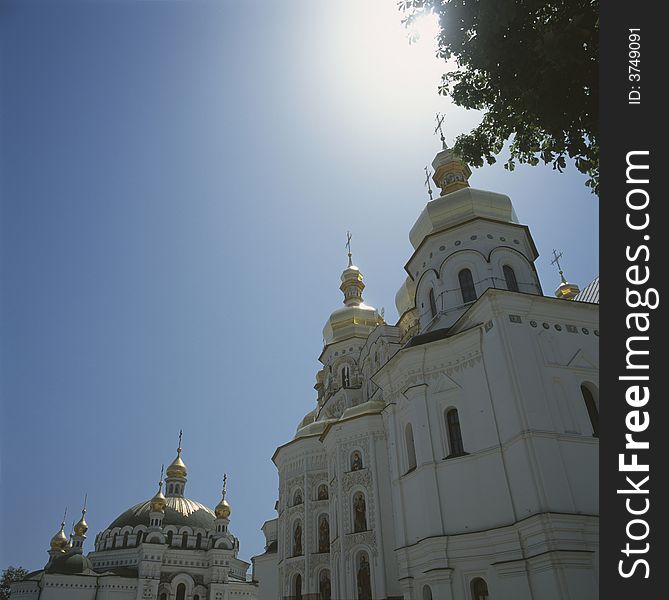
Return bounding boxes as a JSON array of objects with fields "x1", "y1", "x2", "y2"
[
  {"x1": 340, "y1": 232, "x2": 365, "y2": 307},
  {"x1": 165, "y1": 430, "x2": 188, "y2": 497},
  {"x1": 71, "y1": 495, "x2": 88, "y2": 554}
]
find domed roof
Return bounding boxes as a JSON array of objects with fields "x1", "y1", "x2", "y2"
[
  {"x1": 166, "y1": 449, "x2": 187, "y2": 479},
  {"x1": 409, "y1": 187, "x2": 517, "y2": 250},
  {"x1": 108, "y1": 496, "x2": 216, "y2": 531},
  {"x1": 395, "y1": 277, "x2": 416, "y2": 317},
  {"x1": 323, "y1": 303, "x2": 383, "y2": 346},
  {"x1": 46, "y1": 553, "x2": 95, "y2": 575}
]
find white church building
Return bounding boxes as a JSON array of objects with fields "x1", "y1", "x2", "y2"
[
  {"x1": 252, "y1": 144, "x2": 599, "y2": 600},
  {"x1": 11, "y1": 145, "x2": 598, "y2": 600}
]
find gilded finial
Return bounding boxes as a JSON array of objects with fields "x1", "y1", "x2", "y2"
[
  {"x1": 551, "y1": 249, "x2": 580, "y2": 300},
  {"x1": 434, "y1": 113, "x2": 447, "y2": 150},
  {"x1": 424, "y1": 166, "x2": 434, "y2": 201},
  {"x1": 215, "y1": 473, "x2": 231, "y2": 519},
  {"x1": 177, "y1": 429, "x2": 183, "y2": 454},
  {"x1": 346, "y1": 232, "x2": 353, "y2": 267},
  {"x1": 551, "y1": 249, "x2": 567, "y2": 283}
]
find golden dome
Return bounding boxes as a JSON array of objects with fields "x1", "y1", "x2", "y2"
[
  {"x1": 150, "y1": 482, "x2": 166, "y2": 513},
  {"x1": 166, "y1": 448, "x2": 187, "y2": 479},
  {"x1": 215, "y1": 498, "x2": 231, "y2": 519},
  {"x1": 322, "y1": 258, "x2": 384, "y2": 347},
  {"x1": 73, "y1": 510, "x2": 88, "y2": 537},
  {"x1": 50, "y1": 523, "x2": 68, "y2": 552}
]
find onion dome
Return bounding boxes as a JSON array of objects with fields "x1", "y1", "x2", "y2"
[
  {"x1": 322, "y1": 244, "x2": 384, "y2": 346},
  {"x1": 150, "y1": 467, "x2": 166, "y2": 513},
  {"x1": 215, "y1": 474, "x2": 231, "y2": 519},
  {"x1": 50, "y1": 517, "x2": 69, "y2": 553},
  {"x1": 395, "y1": 277, "x2": 416, "y2": 317},
  {"x1": 166, "y1": 448, "x2": 187, "y2": 479},
  {"x1": 73, "y1": 509, "x2": 88, "y2": 537}
]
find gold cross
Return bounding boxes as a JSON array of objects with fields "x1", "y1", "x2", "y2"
[{"x1": 434, "y1": 112, "x2": 447, "y2": 149}]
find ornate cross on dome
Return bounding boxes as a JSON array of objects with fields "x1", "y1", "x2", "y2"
[
  {"x1": 178, "y1": 429, "x2": 183, "y2": 451},
  {"x1": 551, "y1": 249, "x2": 567, "y2": 282},
  {"x1": 424, "y1": 166, "x2": 434, "y2": 200},
  {"x1": 346, "y1": 231, "x2": 353, "y2": 266},
  {"x1": 434, "y1": 112, "x2": 447, "y2": 150},
  {"x1": 222, "y1": 473, "x2": 228, "y2": 499}
]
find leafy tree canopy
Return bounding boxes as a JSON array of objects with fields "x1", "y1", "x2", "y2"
[
  {"x1": 400, "y1": 0, "x2": 599, "y2": 194},
  {"x1": 1, "y1": 566, "x2": 29, "y2": 599}
]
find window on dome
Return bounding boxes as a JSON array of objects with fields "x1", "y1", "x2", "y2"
[
  {"x1": 428, "y1": 288, "x2": 437, "y2": 318},
  {"x1": 446, "y1": 409, "x2": 465, "y2": 457},
  {"x1": 459, "y1": 269, "x2": 477, "y2": 303},
  {"x1": 136, "y1": 532, "x2": 142, "y2": 546},
  {"x1": 503, "y1": 265, "x2": 519, "y2": 292},
  {"x1": 581, "y1": 384, "x2": 599, "y2": 437},
  {"x1": 405, "y1": 423, "x2": 417, "y2": 472}
]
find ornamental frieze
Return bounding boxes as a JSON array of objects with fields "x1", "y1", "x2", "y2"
[{"x1": 341, "y1": 468, "x2": 372, "y2": 493}]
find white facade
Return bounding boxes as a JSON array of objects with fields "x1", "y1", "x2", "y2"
[{"x1": 262, "y1": 147, "x2": 599, "y2": 600}]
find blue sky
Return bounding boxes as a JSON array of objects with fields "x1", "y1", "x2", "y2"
[{"x1": 0, "y1": 0, "x2": 598, "y2": 569}]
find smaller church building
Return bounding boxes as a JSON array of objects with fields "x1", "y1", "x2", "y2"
[{"x1": 10, "y1": 439, "x2": 259, "y2": 600}]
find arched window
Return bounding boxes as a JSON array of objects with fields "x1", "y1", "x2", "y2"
[
  {"x1": 181, "y1": 532, "x2": 189, "y2": 548},
  {"x1": 459, "y1": 269, "x2": 477, "y2": 303},
  {"x1": 471, "y1": 577, "x2": 489, "y2": 599},
  {"x1": 342, "y1": 365, "x2": 351, "y2": 388},
  {"x1": 166, "y1": 531, "x2": 173, "y2": 546},
  {"x1": 194, "y1": 596, "x2": 200, "y2": 600},
  {"x1": 136, "y1": 531, "x2": 142, "y2": 547},
  {"x1": 122, "y1": 532, "x2": 129, "y2": 547},
  {"x1": 405, "y1": 423, "x2": 417, "y2": 472},
  {"x1": 168, "y1": 484, "x2": 173, "y2": 494},
  {"x1": 111, "y1": 534, "x2": 117, "y2": 549},
  {"x1": 295, "y1": 573, "x2": 303, "y2": 600},
  {"x1": 446, "y1": 408, "x2": 465, "y2": 457},
  {"x1": 317, "y1": 484, "x2": 329, "y2": 500},
  {"x1": 196, "y1": 532, "x2": 202, "y2": 549},
  {"x1": 422, "y1": 585, "x2": 433, "y2": 600},
  {"x1": 428, "y1": 288, "x2": 437, "y2": 318},
  {"x1": 581, "y1": 384, "x2": 599, "y2": 437},
  {"x1": 503, "y1": 265, "x2": 519, "y2": 292},
  {"x1": 176, "y1": 583, "x2": 186, "y2": 600},
  {"x1": 293, "y1": 489, "x2": 303, "y2": 506}
]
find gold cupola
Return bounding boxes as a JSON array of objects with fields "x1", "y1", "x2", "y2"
[
  {"x1": 73, "y1": 507, "x2": 88, "y2": 537},
  {"x1": 551, "y1": 250, "x2": 581, "y2": 300},
  {"x1": 150, "y1": 466, "x2": 167, "y2": 513},
  {"x1": 322, "y1": 235, "x2": 384, "y2": 347},
  {"x1": 50, "y1": 514, "x2": 69, "y2": 553},
  {"x1": 166, "y1": 430, "x2": 188, "y2": 479},
  {"x1": 215, "y1": 474, "x2": 231, "y2": 519}
]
